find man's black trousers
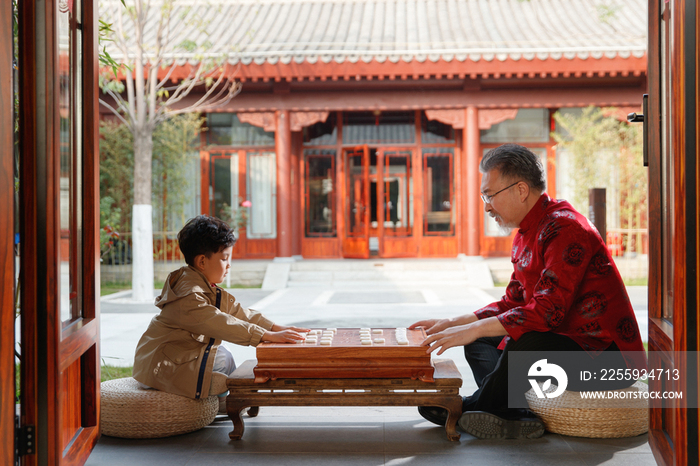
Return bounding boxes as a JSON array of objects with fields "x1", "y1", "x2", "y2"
[{"x1": 462, "y1": 332, "x2": 635, "y2": 417}]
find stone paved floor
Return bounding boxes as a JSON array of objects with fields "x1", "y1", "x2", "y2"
[
  {"x1": 91, "y1": 270, "x2": 653, "y2": 466},
  {"x1": 87, "y1": 406, "x2": 654, "y2": 466}
]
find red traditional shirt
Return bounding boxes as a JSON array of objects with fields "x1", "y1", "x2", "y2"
[{"x1": 474, "y1": 194, "x2": 645, "y2": 368}]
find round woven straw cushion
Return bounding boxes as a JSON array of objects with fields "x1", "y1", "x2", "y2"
[
  {"x1": 101, "y1": 377, "x2": 218, "y2": 438},
  {"x1": 526, "y1": 381, "x2": 648, "y2": 438}
]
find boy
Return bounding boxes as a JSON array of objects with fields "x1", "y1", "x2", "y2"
[{"x1": 133, "y1": 215, "x2": 308, "y2": 404}]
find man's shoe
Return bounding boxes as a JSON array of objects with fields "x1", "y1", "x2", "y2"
[
  {"x1": 417, "y1": 406, "x2": 448, "y2": 426},
  {"x1": 458, "y1": 411, "x2": 544, "y2": 439}
]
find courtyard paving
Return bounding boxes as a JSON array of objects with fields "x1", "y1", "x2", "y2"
[{"x1": 89, "y1": 260, "x2": 653, "y2": 466}]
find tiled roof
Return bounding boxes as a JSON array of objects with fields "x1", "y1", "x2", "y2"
[{"x1": 105, "y1": 0, "x2": 647, "y2": 66}]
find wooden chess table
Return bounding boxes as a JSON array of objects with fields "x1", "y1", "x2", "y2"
[
  {"x1": 226, "y1": 358, "x2": 463, "y2": 441},
  {"x1": 254, "y1": 327, "x2": 435, "y2": 382}
]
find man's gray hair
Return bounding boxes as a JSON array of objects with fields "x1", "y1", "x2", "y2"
[{"x1": 480, "y1": 144, "x2": 546, "y2": 193}]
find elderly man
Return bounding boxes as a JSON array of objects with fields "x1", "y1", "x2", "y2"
[{"x1": 411, "y1": 144, "x2": 645, "y2": 439}]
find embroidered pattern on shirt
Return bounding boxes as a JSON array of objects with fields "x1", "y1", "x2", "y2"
[
  {"x1": 478, "y1": 305, "x2": 501, "y2": 318},
  {"x1": 537, "y1": 220, "x2": 562, "y2": 248},
  {"x1": 535, "y1": 269, "x2": 559, "y2": 295},
  {"x1": 517, "y1": 247, "x2": 533, "y2": 270},
  {"x1": 575, "y1": 291, "x2": 608, "y2": 318},
  {"x1": 506, "y1": 280, "x2": 525, "y2": 301},
  {"x1": 563, "y1": 243, "x2": 586, "y2": 267},
  {"x1": 616, "y1": 316, "x2": 638, "y2": 343},
  {"x1": 577, "y1": 320, "x2": 603, "y2": 337},
  {"x1": 545, "y1": 305, "x2": 566, "y2": 329},
  {"x1": 591, "y1": 252, "x2": 612, "y2": 276},
  {"x1": 503, "y1": 309, "x2": 526, "y2": 326}
]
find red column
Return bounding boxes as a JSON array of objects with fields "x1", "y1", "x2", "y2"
[
  {"x1": 275, "y1": 110, "x2": 292, "y2": 257},
  {"x1": 465, "y1": 107, "x2": 480, "y2": 256},
  {"x1": 290, "y1": 132, "x2": 302, "y2": 256}
]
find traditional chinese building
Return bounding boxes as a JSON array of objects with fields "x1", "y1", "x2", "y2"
[{"x1": 102, "y1": 0, "x2": 648, "y2": 260}]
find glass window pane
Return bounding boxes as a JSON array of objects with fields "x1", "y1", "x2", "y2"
[
  {"x1": 170, "y1": 152, "x2": 201, "y2": 233},
  {"x1": 423, "y1": 148, "x2": 454, "y2": 235},
  {"x1": 345, "y1": 151, "x2": 367, "y2": 236},
  {"x1": 554, "y1": 107, "x2": 585, "y2": 140},
  {"x1": 305, "y1": 150, "x2": 336, "y2": 237},
  {"x1": 303, "y1": 113, "x2": 337, "y2": 146},
  {"x1": 246, "y1": 152, "x2": 277, "y2": 238},
  {"x1": 661, "y1": 0, "x2": 673, "y2": 322},
  {"x1": 59, "y1": 0, "x2": 82, "y2": 323},
  {"x1": 480, "y1": 109, "x2": 549, "y2": 143},
  {"x1": 343, "y1": 111, "x2": 415, "y2": 145},
  {"x1": 207, "y1": 113, "x2": 275, "y2": 146},
  {"x1": 383, "y1": 151, "x2": 412, "y2": 236},
  {"x1": 421, "y1": 113, "x2": 455, "y2": 144},
  {"x1": 210, "y1": 154, "x2": 239, "y2": 224}
]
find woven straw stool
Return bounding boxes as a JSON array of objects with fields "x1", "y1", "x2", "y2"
[
  {"x1": 101, "y1": 372, "x2": 228, "y2": 439},
  {"x1": 525, "y1": 381, "x2": 649, "y2": 438}
]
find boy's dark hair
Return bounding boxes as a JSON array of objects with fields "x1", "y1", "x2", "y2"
[
  {"x1": 177, "y1": 215, "x2": 237, "y2": 266},
  {"x1": 480, "y1": 144, "x2": 546, "y2": 193}
]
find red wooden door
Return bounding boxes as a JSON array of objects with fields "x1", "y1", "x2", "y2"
[
  {"x1": 341, "y1": 146, "x2": 370, "y2": 258},
  {"x1": 17, "y1": 0, "x2": 101, "y2": 464},
  {"x1": 1, "y1": 0, "x2": 16, "y2": 463},
  {"x1": 205, "y1": 150, "x2": 247, "y2": 257},
  {"x1": 646, "y1": 0, "x2": 699, "y2": 464},
  {"x1": 377, "y1": 148, "x2": 417, "y2": 258}
]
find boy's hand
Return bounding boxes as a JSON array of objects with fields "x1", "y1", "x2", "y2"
[
  {"x1": 270, "y1": 324, "x2": 311, "y2": 333},
  {"x1": 262, "y1": 329, "x2": 307, "y2": 343}
]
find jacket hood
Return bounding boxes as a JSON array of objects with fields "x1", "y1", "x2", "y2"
[{"x1": 155, "y1": 266, "x2": 214, "y2": 309}]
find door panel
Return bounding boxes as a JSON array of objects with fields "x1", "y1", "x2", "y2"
[
  {"x1": 646, "y1": 0, "x2": 699, "y2": 464},
  {"x1": 1, "y1": 0, "x2": 15, "y2": 463},
  {"x1": 377, "y1": 148, "x2": 416, "y2": 258},
  {"x1": 18, "y1": 0, "x2": 100, "y2": 463},
  {"x1": 207, "y1": 151, "x2": 245, "y2": 257},
  {"x1": 341, "y1": 147, "x2": 370, "y2": 258},
  {"x1": 205, "y1": 150, "x2": 278, "y2": 259}
]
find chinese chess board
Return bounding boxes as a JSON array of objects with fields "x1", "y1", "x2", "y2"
[{"x1": 254, "y1": 327, "x2": 434, "y2": 383}]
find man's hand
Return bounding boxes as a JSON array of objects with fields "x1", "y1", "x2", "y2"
[
  {"x1": 408, "y1": 318, "x2": 453, "y2": 335},
  {"x1": 422, "y1": 317, "x2": 507, "y2": 355},
  {"x1": 422, "y1": 324, "x2": 479, "y2": 355},
  {"x1": 261, "y1": 329, "x2": 307, "y2": 343},
  {"x1": 271, "y1": 323, "x2": 311, "y2": 333}
]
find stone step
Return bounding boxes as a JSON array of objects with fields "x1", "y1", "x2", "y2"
[
  {"x1": 290, "y1": 259, "x2": 466, "y2": 272},
  {"x1": 263, "y1": 258, "x2": 494, "y2": 290},
  {"x1": 286, "y1": 280, "x2": 475, "y2": 290},
  {"x1": 287, "y1": 270, "x2": 472, "y2": 282}
]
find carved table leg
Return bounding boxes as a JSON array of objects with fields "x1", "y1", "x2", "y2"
[
  {"x1": 247, "y1": 406, "x2": 259, "y2": 417},
  {"x1": 227, "y1": 403, "x2": 248, "y2": 440},
  {"x1": 442, "y1": 397, "x2": 463, "y2": 441}
]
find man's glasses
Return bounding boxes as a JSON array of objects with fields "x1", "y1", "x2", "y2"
[{"x1": 480, "y1": 181, "x2": 521, "y2": 204}]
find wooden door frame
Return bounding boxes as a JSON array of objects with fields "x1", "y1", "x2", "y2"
[
  {"x1": 376, "y1": 147, "x2": 416, "y2": 258},
  {"x1": 203, "y1": 149, "x2": 246, "y2": 256},
  {"x1": 422, "y1": 150, "x2": 455, "y2": 236},
  {"x1": 340, "y1": 146, "x2": 370, "y2": 258},
  {"x1": 647, "y1": 0, "x2": 699, "y2": 464},
  {"x1": 301, "y1": 149, "x2": 338, "y2": 239},
  {"x1": 1, "y1": 0, "x2": 16, "y2": 463},
  {"x1": 18, "y1": 0, "x2": 101, "y2": 463},
  {"x1": 374, "y1": 148, "x2": 385, "y2": 254}
]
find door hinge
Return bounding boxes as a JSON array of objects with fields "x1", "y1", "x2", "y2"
[{"x1": 16, "y1": 424, "x2": 35, "y2": 456}]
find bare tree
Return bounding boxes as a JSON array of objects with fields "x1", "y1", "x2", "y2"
[{"x1": 100, "y1": 0, "x2": 240, "y2": 301}]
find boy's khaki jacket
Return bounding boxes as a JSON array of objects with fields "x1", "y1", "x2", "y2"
[{"x1": 133, "y1": 265, "x2": 274, "y2": 399}]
